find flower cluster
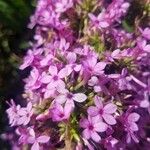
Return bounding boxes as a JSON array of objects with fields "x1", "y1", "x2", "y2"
[{"x1": 6, "y1": 0, "x2": 150, "y2": 149}]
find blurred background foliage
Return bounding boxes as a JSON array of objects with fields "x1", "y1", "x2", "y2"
[{"x1": 0, "y1": 0, "x2": 35, "y2": 148}]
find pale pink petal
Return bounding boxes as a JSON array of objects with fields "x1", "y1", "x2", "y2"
[
  {"x1": 41, "y1": 75, "x2": 52, "y2": 84},
  {"x1": 48, "y1": 66, "x2": 58, "y2": 75},
  {"x1": 58, "y1": 67, "x2": 70, "y2": 78},
  {"x1": 89, "y1": 57, "x2": 97, "y2": 68},
  {"x1": 129, "y1": 122, "x2": 139, "y2": 131},
  {"x1": 144, "y1": 44, "x2": 150, "y2": 53},
  {"x1": 55, "y1": 95, "x2": 66, "y2": 104},
  {"x1": 103, "y1": 103, "x2": 117, "y2": 114},
  {"x1": 87, "y1": 106, "x2": 99, "y2": 116},
  {"x1": 73, "y1": 93, "x2": 87, "y2": 103},
  {"x1": 67, "y1": 52, "x2": 76, "y2": 63},
  {"x1": 80, "y1": 118, "x2": 89, "y2": 128},
  {"x1": 23, "y1": 117, "x2": 30, "y2": 125},
  {"x1": 94, "y1": 122, "x2": 108, "y2": 132},
  {"x1": 17, "y1": 109, "x2": 26, "y2": 116},
  {"x1": 94, "y1": 62, "x2": 107, "y2": 73},
  {"x1": 128, "y1": 113, "x2": 140, "y2": 122},
  {"x1": 82, "y1": 129, "x2": 90, "y2": 140},
  {"x1": 28, "y1": 137, "x2": 35, "y2": 144},
  {"x1": 31, "y1": 142, "x2": 39, "y2": 150},
  {"x1": 91, "y1": 131, "x2": 101, "y2": 142},
  {"x1": 103, "y1": 114, "x2": 116, "y2": 125},
  {"x1": 74, "y1": 64, "x2": 81, "y2": 72},
  {"x1": 37, "y1": 136, "x2": 50, "y2": 143},
  {"x1": 27, "y1": 102, "x2": 32, "y2": 111},
  {"x1": 29, "y1": 128, "x2": 35, "y2": 137},
  {"x1": 44, "y1": 89, "x2": 55, "y2": 99},
  {"x1": 94, "y1": 96, "x2": 103, "y2": 108},
  {"x1": 88, "y1": 76, "x2": 99, "y2": 86},
  {"x1": 99, "y1": 21, "x2": 109, "y2": 28},
  {"x1": 17, "y1": 116, "x2": 26, "y2": 125}
]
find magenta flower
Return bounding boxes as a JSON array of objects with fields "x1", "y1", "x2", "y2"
[
  {"x1": 50, "y1": 102, "x2": 73, "y2": 122},
  {"x1": 88, "y1": 96, "x2": 117, "y2": 125},
  {"x1": 89, "y1": 12, "x2": 109, "y2": 29},
  {"x1": 6, "y1": 100, "x2": 21, "y2": 126},
  {"x1": 140, "y1": 27, "x2": 150, "y2": 40},
  {"x1": 25, "y1": 67, "x2": 41, "y2": 90},
  {"x1": 138, "y1": 39, "x2": 150, "y2": 53},
  {"x1": 55, "y1": 89, "x2": 87, "y2": 107},
  {"x1": 83, "y1": 56, "x2": 107, "y2": 77},
  {"x1": 20, "y1": 50, "x2": 34, "y2": 70},
  {"x1": 17, "y1": 102, "x2": 33, "y2": 126},
  {"x1": 55, "y1": 0, "x2": 73, "y2": 13},
  {"x1": 124, "y1": 112, "x2": 140, "y2": 143},
  {"x1": 41, "y1": 65, "x2": 71, "y2": 85},
  {"x1": 80, "y1": 116, "x2": 107, "y2": 142},
  {"x1": 28, "y1": 129, "x2": 50, "y2": 150}
]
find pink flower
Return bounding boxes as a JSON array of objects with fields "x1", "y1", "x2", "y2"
[
  {"x1": 6, "y1": 101, "x2": 33, "y2": 126},
  {"x1": 80, "y1": 116, "x2": 107, "y2": 142},
  {"x1": 89, "y1": 12, "x2": 110, "y2": 29},
  {"x1": 54, "y1": 89, "x2": 87, "y2": 107},
  {"x1": 25, "y1": 67, "x2": 41, "y2": 90},
  {"x1": 41, "y1": 65, "x2": 71, "y2": 86},
  {"x1": 138, "y1": 39, "x2": 150, "y2": 53},
  {"x1": 17, "y1": 102, "x2": 33, "y2": 126},
  {"x1": 140, "y1": 27, "x2": 150, "y2": 40},
  {"x1": 20, "y1": 50, "x2": 34, "y2": 70},
  {"x1": 28, "y1": 129, "x2": 50, "y2": 150},
  {"x1": 88, "y1": 96, "x2": 117, "y2": 125},
  {"x1": 41, "y1": 65, "x2": 71, "y2": 98},
  {"x1": 6, "y1": 100, "x2": 21, "y2": 126},
  {"x1": 124, "y1": 112, "x2": 140, "y2": 143},
  {"x1": 83, "y1": 56, "x2": 107, "y2": 81},
  {"x1": 50, "y1": 102, "x2": 73, "y2": 122},
  {"x1": 55, "y1": 0, "x2": 73, "y2": 13}
]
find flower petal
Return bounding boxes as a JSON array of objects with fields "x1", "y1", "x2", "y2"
[
  {"x1": 48, "y1": 66, "x2": 58, "y2": 75},
  {"x1": 128, "y1": 113, "x2": 140, "y2": 122},
  {"x1": 55, "y1": 95, "x2": 66, "y2": 104},
  {"x1": 87, "y1": 106, "x2": 99, "y2": 116},
  {"x1": 41, "y1": 75, "x2": 52, "y2": 84},
  {"x1": 91, "y1": 131, "x2": 101, "y2": 142},
  {"x1": 103, "y1": 103, "x2": 117, "y2": 114},
  {"x1": 94, "y1": 122, "x2": 108, "y2": 132},
  {"x1": 82, "y1": 129, "x2": 90, "y2": 140},
  {"x1": 94, "y1": 96, "x2": 103, "y2": 108},
  {"x1": 94, "y1": 62, "x2": 107, "y2": 73},
  {"x1": 58, "y1": 67, "x2": 71, "y2": 78},
  {"x1": 129, "y1": 122, "x2": 139, "y2": 131},
  {"x1": 80, "y1": 118, "x2": 89, "y2": 128},
  {"x1": 73, "y1": 93, "x2": 87, "y2": 103},
  {"x1": 103, "y1": 114, "x2": 116, "y2": 125},
  {"x1": 37, "y1": 136, "x2": 50, "y2": 143},
  {"x1": 31, "y1": 142, "x2": 39, "y2": 150}
]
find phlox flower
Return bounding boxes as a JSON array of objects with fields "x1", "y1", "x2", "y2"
[
  {"x1": 88, "y1": 96, "x2": 117, "y2": 125},
  {"x1": 82, "y1": 56, "x2": 107, "y2": 83},
  {"x1": 55, "y1": 0, "x2": 73, "y2": 13},
  {"x1": 50, "y1": 102, "x2": 73, "y2": 122},
  {"x1": 55, "y1": 89, "x2": 87, "y2": 107},
  {"x1": 80, "y1": 116, "x2": 107, "y2": 142},
  {"x1": 17, "y1": 102, "x2": 33, "y2": 126},
  {"x1": 6, "y1": 100, "x2": 21, "y2": 126},
  {"x1": 28, "y1": 128, "x2": 50, "y2": 150},
  {"x1": 89, "y1": 11, "x2": 110, "y2": 29},
  {"x1": 123, "y1": 112, "x2": 140, "y2": 143}
]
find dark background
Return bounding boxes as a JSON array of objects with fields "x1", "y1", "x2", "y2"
[{"x1": 0, "y1": 0, "x2": 35, "y2": 148}]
